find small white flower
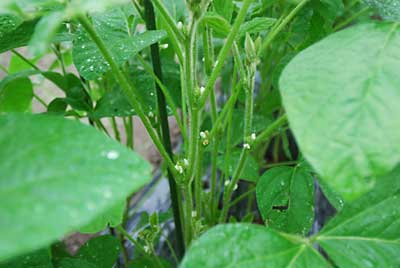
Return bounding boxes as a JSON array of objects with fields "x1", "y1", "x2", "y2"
[
  {"x1": 177, "y1": 21, "x2": 183, "y2": 30},
  {"x1": 183, "y1": 158, "x2": 189, "y2": 167},
  {"x1": 201, "y1": 57, "x2": 205, "y2": 62},
  {"x1": 243, "y1": 143, "x2": 251, "y2": 150},
  {"x1": 233, "y1": 183, "x2": 238, "y2": 191},
  {"x1": 148, "y1": 111, "x2": 154, "y2": 117},
  {"x1": 199, "y1": 86, "x2": 205, "y2": 95},
  {"x1": 143, "y1": 245, "x2": 150, "y2": 253},
  {"x1": 191, "y1": 211, "x2": 197, "y2": 217},
  {"x1": 250, "y1": 133, "x2": 256, "y2": 141},
  {"x1": 160, "y1": 43, "x2": 169, "y2": 49},
  {"x1": 175, "y1": 164, "x2": 184, "y2": 174},
  {"x1": 200, "y1": 131, "x2": 207, "y2": 139},
  {"x1": 224, "y1": 180, "x2": 230, "y2": 187}
]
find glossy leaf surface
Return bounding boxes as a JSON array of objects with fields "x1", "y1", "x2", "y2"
[
  {"x1": 180, "y1": 223, "x2": 328, "y2": 268},
  {"x1": 0, "y1": 114, "x2": 151, "y2": 261},
  {"x1": 73, "y1": 8, "x2": 166, "y2": 80},
  {"x1": 256, "y1": 166, "x2": 314, "y2": 235},
  {"x1": 317, "y1": 166, "x2": 400, "y2": 268},
  {"x1": 280, "y1": 22, "x2": 400, "y2": 200}
]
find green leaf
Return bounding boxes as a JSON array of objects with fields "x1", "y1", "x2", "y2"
[
  {"x1": 0, "y1": 114, "x2": 151, "y2": 261},
  {"x1": 76, "y1": 235, "x2": 120, "y2": 268},
  {"x1": 280, "y1": 22, "x2": 400, "y2": 200},
  {"x1": 180, "y1": 223, "x2": 328, "y2": 268},
  {"x1": 213, "y1": 0, "x2": 234, "y2": 22},
  {"x1": 238, "y1": 17, "x2": 276, "y2": 38},
  {"x1": 217, "y1": 150, "x2": 259, "y2": 182},
  {"x1": 129, "y1": 257, "x2": 172, "y2": 268},
  {"x1": 0, "y1": 77, "x2": 33, "y2": 113},
  {"x1": 201, "y1": 12, "x2": 231, "y2": 37},
  {"x1": 79, "y1": 201, "x2": 125, "y2": 233},
  {"x1": 29, "y1": 11, "x2": 66, "y2": 56},
  {"x1": 256, "y1": 166, "x2": 314, "y2": 235},
  {"x1": 0, "y1": 18, "x2": 38, "y2": 53},
  {"x1": 316, "y1": 166, "x2": 400, "y2": 268},
  {"x1": 56, "y1": 258, "x2": 97, "y2": 268},
  {"x1": 163, "y1": 0, "x2": 187, "y2": 22},
  {"x1": 0, "y1": 248, "x2": 52, "y2": 268},
  {"x1": 73, "y1": 7, "x2": 166, "y2": 80},
  {"x1": 364, "y1": 0, "x2": 400, "y2": 21},
  {"x1": 0, "y1": 13, "x2": 23, "y2": 34}
]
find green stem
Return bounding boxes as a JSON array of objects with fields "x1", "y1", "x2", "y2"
[
  {"x1": 143, "y1": 0, "x2": 185, "y2": 258},
  {"x1": 0, "y1": 63, "x2": 9, "y2": 73},
  {"x1": 228, "y1": 187, "x2": 256, "y2": 209},
  {"x1": 123, "y1": 116, "x2": 134, "y2": 150},
  {"x1": 254, "y1": 115, "x2": 288, "y2": 147},
  {"x1": 333, "y1": 6, "x2": 370, "y2": 31},
  {"x1": 199, "y1": 0, "x2": 252, "y2": 107},
  {"x1": 116, "y1": 226, "x2": 163, "y2": 268},
  {"x1": 111, "y1": 117, "x2": 121, "y2": 142},
  {"x1": 76, "y1": 14, "x2": 178, "y2": 177},
  {"x1": 136, "y1": 55, "x2": 185, "y2": 136},
  {"x1": 11, "y1": 49, "x2": 40, "y2": 70},
  {"x1": 152, "y1": 0, "x2": 186, "y2": 43},
  {"x1": 259, "y1": 0, "x2": 310, "y2": 54},
  {"x1": 33, "y1": 93, "x2": 48, "y2": 108}
]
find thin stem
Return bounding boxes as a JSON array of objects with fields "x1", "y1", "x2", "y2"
[
  {"x1": 143, "y1": 0, "x2": 185, "y2": 258},
  {"x1": 228, "y1": 187, "x2": 256, "y2": 209},
  {"x1": 262, "y1": 160, "x2": 299, "y2": 168},
  {"x1": 333, "y1": 6, "x2": 370, "y2": 31},
  {"x1": 136, "y1": 55, "x2": 185, "y2": 136},
  {"x1": 116, "y1": 226, "x2": 163, "y2": 268},
  {"x1": 33, "y1": 93, "x2": 48, "y2": 108},
  {"x1": 111, "y1": 117, "x2": 121, "y2": 142},
  {"x1": 254, "y1": 115, "x2": 288, "y2": 147},
  {"x1": 259, "y1": 0, "x2": 310, "y2": 55},
  {"x1": 77, "y1": 14, "x2": 178, "y2": 177},
  {"x1": 0, "y1": 63, "x2": 9, "y2": 73},
  {"x1": 219, "y1": 55, "x2": 256, "y2": 222},
  {"x1": 11, "y1": 49, "x2": 40, "y2": 70},
  {"x1": 199, "y1": 0, "x2": 252, "y2": 107},
  {"x1": 123, "y1": 116, "x2": 134, "y2": 150},
  {"x1": 152, "y1": 0, "x2": 186, "y2": 43}
]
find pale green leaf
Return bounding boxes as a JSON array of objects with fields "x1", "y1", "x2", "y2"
[
  {"x1": 180, "y1": 223, "x2": 328, "y2": 268},
  {"x1": 364, "y1": 0, "x2": 400, "y2": 21},
  {"x1": 79, "y1": 201, "x2": 125, "y2": 233},
  {"x1": 317, "y1": 166, "x2": 400, "y2": 268},
  {"x1": 0, "y1": 114, "x2": 151, "y2": 261},
  {"x1": 280, "y1": 22, "x2": 400, "y2": 200}
]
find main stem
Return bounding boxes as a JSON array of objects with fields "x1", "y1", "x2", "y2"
[{"x1": 143, "y1": 0, "x2": 185, "y2": 258}]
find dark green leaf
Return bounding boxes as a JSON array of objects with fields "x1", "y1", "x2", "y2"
[
  {"x1": 256, "y1": 166, "x2": 314, "y2": 235},
  {"x1": 73, "y1": 7, "x2": 166, "y2": 80},
  {"x1": 129, "y1": 257, "x2": 171, "y2": 268},
  {"x1": 180, "y1": 223, "x2": 328, "y2": 268},
  {"x1": 217, "y1": 150, "x2": 259, "y2": 182},
  {"x1": 56, "y1": 258, "x2": 97, "y2": 268},
  {"x1": 0, "y1": 248, "x2": 52, "y2": 268},
  {"x1": 0, "y1": 114, "x2": 151, "y2": 261},
  {"x1": 0, "y1": 18, "x2": 38, "y2": 53},
  {"x1": 238, "y1": 17, "x2": 276, "y2": 38},
  {"x1": 76, "y1": 235, "x2": 120, "y2": 268},
  {"x1": 202, "y1": 12, "x2": 231, "y2": 37},
  {"x1": 213, "y1": 0, "x2": 234, "y2": 22},
  {"x1": 280, "y1": 22, "x2": 400, "y2": 200}
]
